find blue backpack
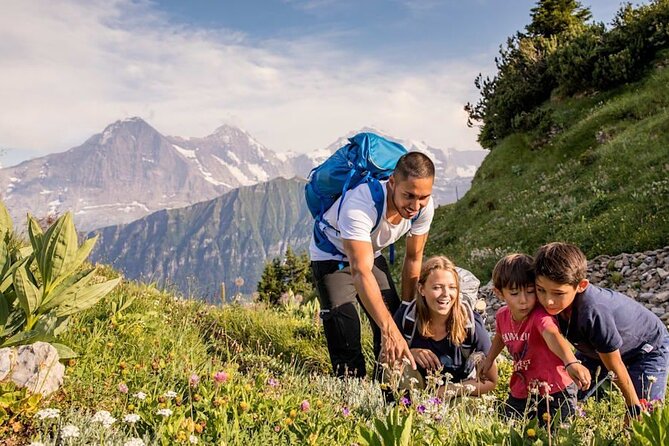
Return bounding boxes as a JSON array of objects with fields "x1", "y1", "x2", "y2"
[{"x1": 305, "y1": 132, "x2": 408, "y2": 260}]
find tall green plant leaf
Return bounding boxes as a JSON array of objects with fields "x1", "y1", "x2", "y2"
[
  {"x1": 0, "y1": 241, "x2": 9, "y2": 281},
  {"x1": 39, "y1": 268, "x2": 96, "y2": 313},
  {"x1": 37, "y1": 212, "x2": 78, "y2": 292},
  {"x1": 27, "y1": 215, "x2": 44, "y2": 255},
  {"x1": 0, "y1": 291, "x2": 8, "y2": 327},
  {"x1": 13, "y1": 263, "x2": 42, "y2": 318},
  {"x1": 0, "y1": 329, "x2": 39, "y2": 347},
  {"x1": 54, "y1": 277, "x2": 121, "y2": 317},
  {"x1": 0, "y1": 202, "x2": 13, "y2": 242}
]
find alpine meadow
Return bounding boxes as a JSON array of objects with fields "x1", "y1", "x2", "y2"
[{"x1": 2, "y1": 1, "x2": 669, "y2": 446}]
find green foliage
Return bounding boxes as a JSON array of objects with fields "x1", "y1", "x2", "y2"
[
  {"x1": 527, "y1": 0, "x2": 592, "y2": 38},
  {"x1": 358, "y1": 407, "x2": 413, "y2": 446},
  {"x1": 257, "y1": 246, "x2": 314, "y2": 306},
  {"x1": 467, "y1": 0, "x2": 669, "y2": 148},
  {"x1": 632, "y1": 403, "x2": 669, "y2": 446},
  {"x1": 0, "y1": 382, "x2": 42, "y2": 437},
  {"x1": 406, "y1": 60, "x2": 669, "y2": 282},
  {"x1": 0, "y1": 202, "x2": 120, "y2": 355}
]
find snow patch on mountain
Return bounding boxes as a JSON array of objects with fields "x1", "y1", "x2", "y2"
[
  {"x1": 457, "y1": 165, "x2": 478, "y2": 177},
  {"x1": 172, "y1": 144, "x2": 197, "y2": 159},
  {"x1": 247, "y1": 163, "x2": 269, "y2": 181}
]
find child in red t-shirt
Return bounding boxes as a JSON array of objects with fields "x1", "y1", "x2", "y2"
[{"x1": 478, "y1": 254, "x2": 591, "y2": 423}]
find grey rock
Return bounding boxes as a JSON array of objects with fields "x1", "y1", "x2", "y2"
[{"x1": 7, "y1": 342, "x2": 64, "y2": 396}]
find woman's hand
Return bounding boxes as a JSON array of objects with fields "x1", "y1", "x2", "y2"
[{"x1": 410, "y1": 348, "x2": 441, "y2": 371}]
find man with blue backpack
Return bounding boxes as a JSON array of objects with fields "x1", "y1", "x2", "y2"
[{"x1": 306, "y1": 132, "x2": 435, "y2": 378}]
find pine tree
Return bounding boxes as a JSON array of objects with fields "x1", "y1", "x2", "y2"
[{"x1": 526, "y1": 0, "x2": 591, "y2": 38}]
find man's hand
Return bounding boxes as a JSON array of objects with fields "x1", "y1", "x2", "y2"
[
  {"x1": 410, "y1": 348, "x2": 441, "y2": 370},
  {"x1": 380, "y1": 323, "x2": 417, "y2": 370},
  {"x1": 566, "y1": 362, "x2": 591, "y2": 390}
]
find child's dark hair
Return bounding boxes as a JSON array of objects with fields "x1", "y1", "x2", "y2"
[
  {"x1": 492, "y1": 254, "x2": 535, "y2": 291},
  {"x1": 533, "y1": 242, "x2": 587, "y2": 286}
]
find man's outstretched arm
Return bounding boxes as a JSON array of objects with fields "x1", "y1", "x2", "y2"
[
  {"x1": 343, "y1": 238, "x2": 416, "y2": 369},
  {"x1": 401, "y1": 233, "x2": 428, "y2": 302}
]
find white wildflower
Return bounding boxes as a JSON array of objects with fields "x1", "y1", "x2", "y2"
[
  {"x1": 409, "y1": 377, "x2": 419, "y2": 385},
  {"x1": 163, "y1": 390, "x2": 178, "y2": 399},
  {"x1": 648, "y1": 375, "x2": 658, "y2": 384},
  {"x1": 91, "y1": 410, "x2": 116, "y2": 428},
  {"x1": 124, "y1": 438, "x2": 145, "y2": 446},
  {"x1": 133, "y1": 391, "x2": 147, "y2": 400},
  {"x1": 35, "y1": 408, "x2": 60, "y2": 420},
  {"x1": 156, "y1": 408, "x2": 173, "y2": 417},
  {"x1": 124, "y1": 413, "x2": 141, "y2": 424},
  {"x1": 189, "y1": 434, "x2": 198, "y2": 444},
  {"x1": 464, "y1": 384, "x2": 476, "y2": 393},
  {"x1": 61, "y1": 424, "x2": 80, "y2": 439}
]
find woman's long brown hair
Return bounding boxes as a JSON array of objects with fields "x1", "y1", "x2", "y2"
[{"x1": 415, "y1": 256, "x2": 468, "y2": 345}]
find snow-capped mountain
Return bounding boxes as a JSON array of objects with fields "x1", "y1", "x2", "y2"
[{"x1": 0, "y1": 118, "x2": 486, "y2": 231}]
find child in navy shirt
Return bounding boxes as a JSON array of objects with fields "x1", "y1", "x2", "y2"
[{"x1": 534, "y1": 242, "x2": 669, "y2": 417}]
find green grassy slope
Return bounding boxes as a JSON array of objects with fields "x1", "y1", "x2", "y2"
[{"x1": 417, "y1": 52, "x2": 669, "y2": 279}]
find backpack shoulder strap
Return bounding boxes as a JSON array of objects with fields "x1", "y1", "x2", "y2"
[
  {"x1": 367, "y1": 178, "x2": 385, "y2": 232},
  {"x1": 399, "y1": 300, "x2": 418, "y2": 345}
]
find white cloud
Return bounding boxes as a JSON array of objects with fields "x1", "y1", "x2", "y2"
[{"x1": 0, "y1": 0, "x2": 484, "y2": 159}]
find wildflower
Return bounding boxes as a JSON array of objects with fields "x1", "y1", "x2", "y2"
[
  {"x1": 274, "y1": 425, "x2": 281, "y2": 432},
  {"x1": 189, "y1": 374, "x2": 200, "y2": 387},
  {"x1": 35, "y1": 408, "x2": 60, "y2": 420},
  {"x1": 267, "y1": 377, "x2": 279, "y2": 387},
  {"x1": 189, "y1": 435, "x2": 198, "y2": 444},
  {"x1": 402, "y1": 356, "x2": 411, "y2": 366},
  {"x1": 284, "y1": 417, "x2": 293, "y2": 425},
  {"x1": 464, "y1": 384, "x2": 476, "y2": 393},
  {"x1": 124, "y1": 414, "x2": 141, "y2": 424},
  {"x1": 164, "y1": 390, "x2": 178, "y2": 399},
  {"x1": 542, "y1": 412, "x2": 551, "y2": 422},
  {"x1": 527, "y1": 428, "x2": 536, "y2": 438},
  {"x1": 289, "y1": 409, "x2": 297, "y2": 418},
  {"x1": 156, "y1": 408, "x2": 173, "y2": 417},
  {"x1": 239, "y1": 402, "x2": 249, "y2": 412},
  {"x1": 61, "y1": 424, "x2": 80, "y2": 439},
  {"x1": 300, "y1": 400, "x2": 310, "y2": 412},
  {"x1": 123, "y1": 440, "x2": 145, "y2": 446},
  {"x1": 400, "y1": 397, "x2": 411, "y2": 406},
  {"x1": 416, "y1": 405, "x2": 426, "y2": 414},
  {"x1": 133, "y1": 391, "x2": 147, "y2": 400},
  {"x1": 428, "y1": 397, "x2": 442, "y2": 405},
  {"x1": 342, "y1": 406, "x2": 351, "y2": 417},
  {"x1": 648, "y1": 375, "x2": 658, "y2": 384},
  {"x1": 315, "y1": 400, "x2": 323, "y2": 409},
  {"x1": 214, "y1": 371, "x2": 229, "y2": 384},
  {"x1": 409, "y1": 377, "x2": 419, "y2": 386},
  {"x1": 434, "y1": 414, "x2": 443, "y2": 421},
  {"x1": 118, "y1": 382, "x2": 129, "y2": 394},
  {"x1": 92, "y1": 410, "x2": 116, "y2": 428}
]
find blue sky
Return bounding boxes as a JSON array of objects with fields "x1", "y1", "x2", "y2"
[{"x1": 1, "y1": 0, "x2": 629, "y2": 166}]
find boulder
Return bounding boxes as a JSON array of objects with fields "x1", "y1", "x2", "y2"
[{"x1": 0, "y1": 342, "x2": 65, "y2": 396}]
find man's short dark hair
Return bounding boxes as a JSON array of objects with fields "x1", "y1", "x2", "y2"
[
  {"x1": 492, "y1": 253, "x2": 535, "y2": 290},
  {"x1": 394, "y1": 152, "x2": 435, "y2": 180},
  {"x1": 534, "y1": 242, "x2": 588, "y2": 286}
]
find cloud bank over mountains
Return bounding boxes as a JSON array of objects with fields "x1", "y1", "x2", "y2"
[{"x1": 1, "y1": 0, "x2": 483, "y2": 162}]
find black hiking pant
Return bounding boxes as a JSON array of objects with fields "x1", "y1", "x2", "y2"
[{"x1": 311, "y1": 256, "x2": 401, "y2": 378}]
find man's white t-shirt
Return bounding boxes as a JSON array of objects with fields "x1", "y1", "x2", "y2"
[{"x1": 309, "y1": 180, "x2": 435, "y2": 261}]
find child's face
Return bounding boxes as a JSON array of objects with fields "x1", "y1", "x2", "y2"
[
  {"x1": 496, "y1": 284, "x2": 536, "y2": 321},
  {"x1": 418, "y1": 269, "x2": 458, "y2": 317},
  {"x1": 535, "y1": 275, "x2": 588, "y2": 316}
]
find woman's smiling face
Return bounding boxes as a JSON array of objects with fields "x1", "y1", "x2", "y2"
[{"x1": 418, "y1": 269, "x2": 458, "y2": 317}]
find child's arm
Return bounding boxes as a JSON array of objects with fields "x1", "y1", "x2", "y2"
[
  {"x1": 477, "y1": 332, "x2": 504, "y2": 383},
  {"x1": 541, "y1": 325, "x2": 591, "y2": 390},
  {"x1": 598, "y1": 350, "x2": 640, "y2": 414}
]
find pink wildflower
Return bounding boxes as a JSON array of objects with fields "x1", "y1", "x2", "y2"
[
  {"x1": 189, "y1": 374, "x2": 200, "y2": 387},
  {"x1": 300, "y1": 400, "x2": 310, "y2": 412},
  {"x1": 118, "y1": 382, "x2": 129, "y2": 394},
  {"x1": 213, "y1": 371, "x2": 228, "y2": 384}
]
